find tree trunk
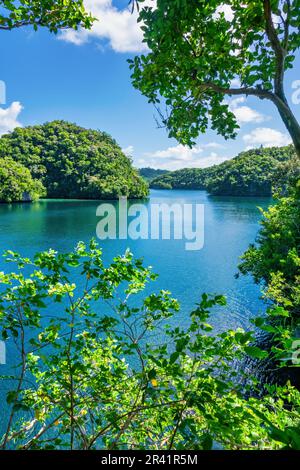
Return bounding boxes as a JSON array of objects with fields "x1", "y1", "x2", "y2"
[{"x1": 274, "y1": 96, "x2": 300, "y2": 158}]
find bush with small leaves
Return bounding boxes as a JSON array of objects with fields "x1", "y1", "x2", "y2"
[{"x1": 0, "y1": 241, "x2": 299, "y2": 450}]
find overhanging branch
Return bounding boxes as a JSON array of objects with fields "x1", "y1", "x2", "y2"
[{"x1": 198, "y1": 82, "x2": 275, "y2": 101}]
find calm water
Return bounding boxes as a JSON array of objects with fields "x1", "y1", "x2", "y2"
[
  {"x1": 0, "y1": 190, "x2": 272, "y2": 331},
  {"x1": 0, "y1": 189, "x2": 272, "y2": 430}
]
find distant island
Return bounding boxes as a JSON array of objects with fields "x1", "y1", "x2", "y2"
[
  {"x1": 139, "y1": 168, "x2": 168, "y2": 183},
  {"x1": 0, "y1": 121, "x2": 148, "y2": 203},
  {"x1": 0, "y1": 126, "x2": 297, "y2": 203},
  {"x1": 148, "y1": 146, "x2": 297, "y2": 197}
]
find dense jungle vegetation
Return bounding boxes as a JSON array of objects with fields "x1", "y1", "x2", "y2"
[
  {"x1": 0, "y1": 157, "x2": 45, "y2": 203},
  {"x1": 1, "y1": 234, "x2": 300, "y2": 450},
  {"x1": 0, "y1": 134, "x2": 295, "y2": 201},
  {"x1": 150, "y1": 146, "x2": 297, "y2": 196},
  {"x1": 0, "y1": 0, "x2": 300, "y2": 453},
  {"x1": 0, "y1": 121, "x2": 148, "y2": 202}
]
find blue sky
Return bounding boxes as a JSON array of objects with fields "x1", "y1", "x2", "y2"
[{"x1": 0, "y1": 0, "x2": 299, "y2": 170}]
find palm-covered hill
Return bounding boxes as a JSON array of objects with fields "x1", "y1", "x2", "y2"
[
  {"x1": 150, "y1": 146, "x2": 297, "y2": 196},
  {"x1": 0, "y1": 121, "x2": 148, "y2": 202}
]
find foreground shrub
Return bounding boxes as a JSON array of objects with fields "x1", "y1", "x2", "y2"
[
  {"x1": 0, "y1": 241, "x2": 299, "y2": 450},
  {"x1": 239, "y1": 183, "x2": 300, "y2": 366}
]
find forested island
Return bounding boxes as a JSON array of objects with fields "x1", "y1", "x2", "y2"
[
  {"x1": 0, "y1": 0, "x2": 300, "y2": 454},
  {"x1": 150, "y1": 145, "x2": 297, "y2": 196},
  {"x1": 0, "y1": 121, "x2": 148, "y2": 203},
  {"x1": 1, "y1": 134, "x2": 295, "y2": 203},
  {"x1": 139, "y1": 167, "x2": 168, "y2": 182}
]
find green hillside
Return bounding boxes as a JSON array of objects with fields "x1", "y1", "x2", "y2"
[
  {"x1": 0, "y1": 121, "x2": 148, "y2": 202},
  {"x1": 150, "y1": 146, "x2": 296, "y2": 196},
  {"x1": 139, "y1": 167, "x2": 168, "y2": 183}
]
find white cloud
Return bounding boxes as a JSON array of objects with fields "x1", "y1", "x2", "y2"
[
  {"x1": 229, "y1": 97, "x2": 269, "y2": 125},
  {"x1": 203, "y1": 142, "x2": 225, "y2": 149},
  {"x1": 137, "y1": 144, "x2": 229, "y2": 170},
  {"x1": 122, "y1": 145, "x2": 134, "y2": 155},
  {"x1": 0, "y1": 102, "x2": 23, "y2": 136},
  {"x1": 215, "y1": 4, "x2": 234, "y2": 21},
  {"x1": 147, "y1": 144, "x2": 203, "y2": 161},
  {"x1": 233, "y1": 106, "x2": 267, "y2": 125},
  {"x1": 59, "y1": 0, "x2": 154, "y2": 53},
  {"x1": 230, "y1": 78, "x2": 241, "y2": 88},
  {"x1": 243, "y1": 127, "x2": 292, "y2": 149}
]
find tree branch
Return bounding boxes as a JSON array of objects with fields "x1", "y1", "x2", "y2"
[
  {"x1": 0, "y1": 21, "x2": 32, "y2": 30},
  {"x1": 263, "y1": 0, "x2": 284, "y2": 56},
  {"x1": 198, "y1": 82, "x2": 275, "y2": 101},
  {"x1": 283, "y1": 0, "x2": 291, "y2": 50},
  {"x1": 263, "y1": 0, "x2": 287, "y2": 98}
]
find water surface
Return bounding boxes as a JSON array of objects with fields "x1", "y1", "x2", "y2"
[
  {"x1": 0, "y1": 190, "x2": 271, "y2": 332},
  {"x1": 0, "y1": 189, "x2": 273, "y2": 431}
]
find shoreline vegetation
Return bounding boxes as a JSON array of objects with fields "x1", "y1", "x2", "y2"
[
  {"x1": 0, "y1": 124, "x2": 296, "y2": 204},
  {"x1": 0, "y1": 0, "x2": 299, "y2": 455},
  {"x1": 0, "y1": 121, "x2": 148, "y2": 204},
  {"x1": 0, "y1": 240, "x2": 299, "y2": 450},
  {"x1": 1, "y1": 151, "x2": 299, "y2": 450},
  {"x1": 145, "y1": 145, "x2": 297, "y2": 197}
]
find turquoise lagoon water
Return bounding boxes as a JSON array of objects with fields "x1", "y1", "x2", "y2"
[
  {"x1": 0, "y1": 189, "x2": 272, "y2": 431},
  {"x1": 0, "y1": 189, "x2": 272, "y2": 332}
]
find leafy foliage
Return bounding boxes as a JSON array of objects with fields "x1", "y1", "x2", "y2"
[
  {"x1": 0, "y1": 121, "x2": 149, "y2": 200},
  {"x1": 151, "y1": 168, "x2": 206, "y2": 191},
  {"x1": 205, "y1": 145, "x2": 296, "y2": 196},
  {"x1": 0, "y1": 0, "x2": 95, "y2": 32},
  {"x1": 240, "y1": 183, "x2": 300, "y2": 312},
  {"x1": 0, "y1": 157, "x2": 45, "y2": 203},
  {"x1": 273, "y1": 156, "x2": 300, "y2": 195},
  {"x1": 130, "y1": 1, "x2": 300, "y2": 155},
  {"x1": 0, "y1": 240, "x2": 299, "y2": 450},
  {"x1": 151, "y1": 145, "x2": 295, "y2": 196},
  {"x1": 239, "y1": 182, "x2": 300, "y2": 369}
]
